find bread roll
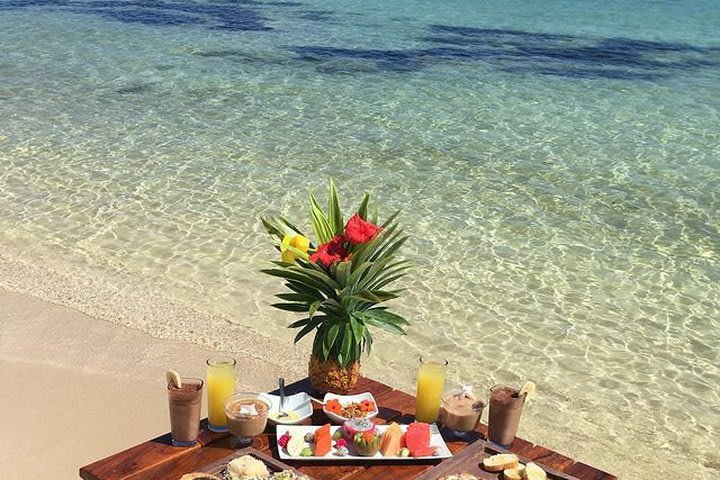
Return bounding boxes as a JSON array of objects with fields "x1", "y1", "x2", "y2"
[{"x1": 482, "y1": 453, "x2": 519, "y2": 472}]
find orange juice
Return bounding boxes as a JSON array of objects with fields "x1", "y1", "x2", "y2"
[
  {"x1": 206, "y1": 357, "x2": 236, "y2": 432},
  {"x1": 415, "y1": 357, "x2": 448, "y2": 423}
]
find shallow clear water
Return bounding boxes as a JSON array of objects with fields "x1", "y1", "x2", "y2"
[{"x1": 1, "y1": 0, "x2": 719, "y2": 477}]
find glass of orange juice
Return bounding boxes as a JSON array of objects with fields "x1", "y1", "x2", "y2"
[
  {"x1": 206, "y1": 356, "x2": 236, "y2": 432},
  {"x1": 415, "y1": 356, "x2": 448, "y2": 423}
]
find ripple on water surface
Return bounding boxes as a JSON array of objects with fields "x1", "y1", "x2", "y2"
[{"x1": 1, "y1": 0, "x2": 719, "y2": 478}]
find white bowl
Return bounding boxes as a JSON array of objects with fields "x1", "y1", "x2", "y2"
[
  {"x1": 322, "y1": 392, "x2": 379, "y2": 424},
  {"x1": 264, "y1": 392, "x2": 313, "y2": 425}
]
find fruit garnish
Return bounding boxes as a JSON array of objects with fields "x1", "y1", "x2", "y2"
[
  {"x1": 334, "y1": 438, "x2": 348, "y2": 448},
  {"x1": 359, "y1": 399, "x2": 375, "y2": 412},
  {"x1": 166, "y1": 370, "x2": 182, "y2": 388},
  {"x1": 278, "y1": 432, "x2": 291, "y2": 448},
  {"x1": 300, "y1": 447, "x2": 313, "y2": 457},
  {"x1": 519, "y1": 381, "x2": 537, "y2": 401},
  {"x1": 324, "y1": 399, "x2": 343, "y2": 414},
  {"x1": 362, "y1": 430, "x2": 375, "y2": 443},
  {"x1": 332, "y1": 429, "x2": 342, "y2": 441},
  {"x1": 399, "y1": 447, "x2": 410, "y2": 457},
  {"x1": 335, "y1": 445, "x2": 349, "y2": 457},
  {"x1": 287, "y1": 433, "x2": 306, "y2": 457}
]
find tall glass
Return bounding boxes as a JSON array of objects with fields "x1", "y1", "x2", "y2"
[
  {"x1": 487, "y1": 384, "x2": 526, "y2": 446},
  {"x1": 415, "y1": 357, "x2": 448, "y2": 423},
  {"x1": 206, "y1": 356, "x2": 237, "y2": 432},
  {"x1": 167, "y1": 377, "x2": 204, "y2": 447}
]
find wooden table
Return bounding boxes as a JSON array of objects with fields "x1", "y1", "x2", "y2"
[{"x1": 79, "y1": 377, "x2": 616, "y2": 480}]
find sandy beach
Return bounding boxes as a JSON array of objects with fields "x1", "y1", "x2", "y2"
[{"x1": 0, "y1": 288, "x2": 307, "y2": 480}]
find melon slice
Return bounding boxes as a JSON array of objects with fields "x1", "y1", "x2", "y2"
[
  {"x1": 379, "y1": 422, "x2": 404, "y2": 457},
  {"x1": 404, "y1": 422, "x2": 435, "y2": 457},
  {"x1": 314, "y1": 424, "x2": 332, "y2": 456}
]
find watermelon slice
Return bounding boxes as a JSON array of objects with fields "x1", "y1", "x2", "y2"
[
  {"x1": 314, "y1": 424, "x2": 332, "y2": 456},
  {"x1": 404, "y1": 422, "x2": 435, "y2": 457}
]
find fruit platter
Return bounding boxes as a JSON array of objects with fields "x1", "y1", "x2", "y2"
[{"x1": 276, "y1": 420, "x2": 452, "y2": 461}]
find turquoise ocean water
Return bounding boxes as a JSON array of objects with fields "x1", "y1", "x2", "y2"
[{"x1": 1, "y1": 0, "x2": 719, "y2": 477}]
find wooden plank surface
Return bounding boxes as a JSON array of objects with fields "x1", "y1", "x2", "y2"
[{"x1": 79, "y1": 376, "x2": 616, "y2": 480}]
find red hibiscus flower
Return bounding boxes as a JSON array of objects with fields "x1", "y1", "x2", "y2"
[
  {"x1": 344, "y1": 213, "x2": 381, "y2": 245},
  {"x1": 309, "y1": 235, "x2": 348, "y2": 267}
]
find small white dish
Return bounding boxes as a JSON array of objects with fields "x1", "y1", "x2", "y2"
[
  {"x1": 264, "y1": 392, "x2": 313, "y2": 425},
  {"x1": 322, "y1": 392, "x2": 379, "y2": 424}
]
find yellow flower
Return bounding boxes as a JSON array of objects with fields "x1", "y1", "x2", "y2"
[
  {"x1": 280, "y1": 234, "x2": 310, "y2": 263},
  {"x1": 290, "y1": 235, "x2": 310, "y2": 253},
  {"x1": 281, "y1": 249, "x2": 296, "y2": 263},
  {"x1": 280, "y1": 235, "x2": 296, "y2": 263}
]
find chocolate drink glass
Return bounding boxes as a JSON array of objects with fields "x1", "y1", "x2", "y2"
[
  {"x1": 440, "y1": 389, "x2": 486, "y2": 440},
  {"x1": 168, "y1": 378, "x2": 204, "y2": 447},
  {"x1": 224, "y1": 392, "x2": 271, "y2": 447},
  {"x1": 487, "y1": 384, "x2": 526, "y2": 447}
]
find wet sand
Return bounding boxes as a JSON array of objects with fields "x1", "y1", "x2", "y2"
[{"x1": 0, "y1": 288, "x2": 306, "y2": 480}]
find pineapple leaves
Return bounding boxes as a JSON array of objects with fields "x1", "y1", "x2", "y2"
[
  {"x1": 363, "y1": 328, "x2": 374, "y2": 355},
  {"x1": 327, "y1": 179, "x2": 344, "y2": 236},
  {"x1": 309, "y1": 191, "x2": 333, "y2": 244},
  {"x1": 361, "y1": 309, "x2": 408, "y2": 336},
  {"x1": 270, "y1": 302, "x2": 311, "y2": 312},
  {"x1": 293, "y1": 315, "x2": 326, "y2": 344},
  {"x1": 261, "y1": 180, "x2": 411, "y2": 366},
  {"x1": 357, "y1": 193, "x2": 370, "y2": 220},
  {"x1": 323, "y1": 323, "x2": 340, "y2": 360}
]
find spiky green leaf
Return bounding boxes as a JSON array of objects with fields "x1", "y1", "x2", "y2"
[
  {"x1": 327, "y1": 179, "x2": 344, "y2": 235},
  {"x1": 309, "y1": 191, "x2": 333, "y2": 244},
  {"x1": 323, "y1": 323, "x2": 340, "y2": 359},
  {"x1": 293, "y1": 315, "x2": 326, "y2": 343},
  {"x1": 271, "y1": 302, "x2": 310, "y2": 312}
]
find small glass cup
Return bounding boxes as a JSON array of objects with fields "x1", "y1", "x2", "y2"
[
  {"x1": 415, "y1": 357, "x2": 448, "y2": 423},
  {"x1": 439, "y1": 387, "x2": 486, "y2": 440},
  {"x1": 224, "y1": 392, "x2": 271, "y2": 447},
  {"x1": 206, "y1": 356, "x2": 237, "y2": 432},
  {"x1": 487, "y1": 384, "x2": 526, "y2": 447},
  {"x1": 167, "y1": 377, "x2": 204, "y2": 447}
]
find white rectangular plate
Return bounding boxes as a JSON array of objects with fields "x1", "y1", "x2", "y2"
[{"x1": 276, "y1": 424, "x2": 452, "y2": 461}]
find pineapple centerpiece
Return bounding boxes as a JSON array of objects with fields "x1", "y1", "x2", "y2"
[{"x1": 261, "y1": 181, "x2": 410, "y2": 394}]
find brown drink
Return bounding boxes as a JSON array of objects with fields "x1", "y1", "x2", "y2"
[
  {"x1": 168, "y1": 378, "x2": 204, "y2": 447},
  {"x1": 440, "y1": 391, "x2": 486, "y2": 433},
  {"x1": 225, "y1": 393, "x2": 270, "y2": 441},
  {"x1": 487, "y1": 385, "x2": 525, "y2": 446}
]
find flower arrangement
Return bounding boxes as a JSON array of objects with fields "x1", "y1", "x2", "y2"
[{"x1": 261, "y1": 180, "x2": 410, "y2": 392}]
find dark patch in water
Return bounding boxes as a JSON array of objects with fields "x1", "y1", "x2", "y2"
[
  {"x1": 116, "y1": 83, "x2": 154, "y2": 94},
  {"x1": 1, "y1": 0, "x2": 271, "y2": 31},
  {"x1": 289, "y1": 25, "x2": 719, "y2": 80},
  {"x1": 295, "y1": 9, "x2": 333, "y2": 22},
  {"x1": 263, "y1": 1, "x2": 303, "y2": 6}
]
